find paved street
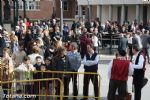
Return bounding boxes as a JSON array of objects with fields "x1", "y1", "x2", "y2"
[{"x1": 75, "y1": 54, "x2": 150, "y2": 100}]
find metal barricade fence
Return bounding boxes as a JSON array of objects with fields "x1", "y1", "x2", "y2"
[
  {"x1": 0, "y1": 78, "x2": 64, "y2": 100},
  {"x1": 1, "y1": 71, "x2": 101, "y2": 100},
  {"x1": 31, "y1": 71, "x2": 101, "y2": 100}
]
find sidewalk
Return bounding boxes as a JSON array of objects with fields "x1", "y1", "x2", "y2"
[{"x1": 78, "y1": 54, "x2": 150, "y2": 100}]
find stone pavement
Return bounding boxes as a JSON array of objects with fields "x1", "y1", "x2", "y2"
[
  {"x1": 99, "y1": 55, "x2": 150, "y2": 100},
  {"x1": 74, "y1": 54, "x2": 150, "y2": 100}
]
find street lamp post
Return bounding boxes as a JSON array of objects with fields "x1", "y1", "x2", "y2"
[
  {"x1": 22, "y1": 0, "x2": 26, "y2": 18},
  {"x1": 87, "y1": 0, "x2": 92, "y2": 22},
  {"x1": 12, "y1": 0, "x2": 16, "y2": 28},
  {"x1": 0, "y1": 0, "x2": 2, "y2": 25},
  {"x1": 60, "y1": 0, "x2": 63, "y2": 36},
  {"x1": 52, "y1": 0, "x2": 55, "y2": 15},
  {"x1": 16, "y1": 0, "x2": 19, "y2": 21}
]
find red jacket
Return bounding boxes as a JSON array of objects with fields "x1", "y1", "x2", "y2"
[{"x1": 111, "y1": 59, "x2": 130, "y2": 81}]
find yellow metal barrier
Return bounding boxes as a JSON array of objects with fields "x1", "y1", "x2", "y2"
[
  {"x1": 31, "y1": 71, "x2": 101, "y2": 100},
  {"x1": 1, "y1": 71, "x2": 101, "y2": 100},
  {"x1": 1, "y1": 78, "x2": 64, "y2": 100}
]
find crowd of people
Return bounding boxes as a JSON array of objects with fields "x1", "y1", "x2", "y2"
[{"x1": 0, "y1": 16, "x2": 150, "y2": 100}]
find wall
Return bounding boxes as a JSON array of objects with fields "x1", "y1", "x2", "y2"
[
  {"x1": 24, "y1": 0, "x2": 53, "y2": 19},
  {"x1": 78, "y1": 0, "x2": 146, "y2": 5},
  {"x1": 147, "y1": 5, "x2": 150, "y2": 21},
  {"x1": 140, "y1": 5, "x2": 143, "y2": 22},
  {"x1": 91, "y1": 5, "x2": 97, "y2": 20},
  {"x1": 112, "y1": 5, "x2": 117, "y2": 21},
  {"x1": 9, "y1": 0, "x2": 53, "y2": 20},
  {"x1": 101, "y1": 5, "x2": 109, "y2": 24},
  {"x1": 128, "y1": 5, "x2": 136, "y2": 23},
  {"x1": 55, "y1": 0, "x2": 76, "y2": 18}
]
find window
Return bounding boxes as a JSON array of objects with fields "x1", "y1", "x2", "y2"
[
  {"x1": 75, "y1": 6, "x2": 78, "y2": 15},
  {"x1": 63, "y1": 1, "x2": 68, "y2": 11},
  {"x1": 16, "y1": 0, "x2": 40, "y2": 10},
  {"x1": 82, "y1": 6, "x2": 86, "y2": 15},
  {"x1": 18, "y1": 1, "x2": 23, "y2": 10}
]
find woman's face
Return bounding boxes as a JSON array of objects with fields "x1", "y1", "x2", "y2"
[{"x1": 132, "y1": 48, "x2": 136, "y2": 55}]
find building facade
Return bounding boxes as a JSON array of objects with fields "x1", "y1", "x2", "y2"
[
  {"x1": 0, "y1": 0, "x2": 77, "y2": 21},
  {"x1": 55, "y1": 0, "x2": 77, "y2": 19},
  {"x1": 0, "y1": 0, "x2": 54, "y2": 21},
  {"x1": 77, "y1": 0, "x2": 150, "y2": 24},
  {"x1": 1, "y1": 0, "x2": 149, "y2": 25},
  {"x1": 17, "y1": 0, "x2": 54, "y2": 19}
]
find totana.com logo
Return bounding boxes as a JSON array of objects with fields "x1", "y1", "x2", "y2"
[{"x1": 3, "y1": 94, "x2": 36, "y2": 99}]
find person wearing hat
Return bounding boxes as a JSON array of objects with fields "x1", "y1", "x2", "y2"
[{"x1": 107, "y1": 50, "x2": 133, "y2": 100}]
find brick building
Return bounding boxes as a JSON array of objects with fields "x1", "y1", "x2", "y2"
[
  {"x1": 17, "y1": 0, "x2": 54, "y2": 19},
  {"x1": 1, "y1": 0, "x2": 150, "y2": 25},
  {"x1": 0, "y1": 0, "x2": 78, "y2": 21},
  {"x1": 55, "y1": 0, "x2": 77, "y2": 19}
]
